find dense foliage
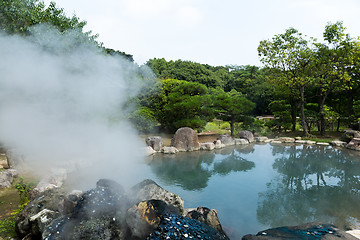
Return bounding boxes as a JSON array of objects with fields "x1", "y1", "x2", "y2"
[
  {"x1": 258, "y1": 21, "x2": 360, "y2": 136},
  {"x1": 0, "y1": 0, "x2": 87, "y2": 34},
  {"x1": 1, "y1": 0, "x2": 359, "y2": 135}
]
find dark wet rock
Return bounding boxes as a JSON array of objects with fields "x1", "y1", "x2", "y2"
[
  {"x1": 42, "y1": 179, "x2": 130, "y2": 240},
  {"x1": 242, "y1": 223, "x2": 358, "y2": 240},
  {"x1": 146, "y1": 213, "x2": 230, "y2": 240},
  {"x1": 58, "y1": 190, "x2": 83, "y2": 215},
  {"x1": 217, "y1": 135, "x2": 235, "y2": 146},
  {"x1": 129, "y1": 179, "x2": 184, "y2": 215},
  {"x1": 146, "y1": 136, "x2": 163, "y2": 151},
  {"x1": 127, "y1": 199, "x2": 180, "y2": 239},
  {"x1": 238, "y1": 130, "x2": 255, "y2": 143},
  {"x1": 72, "y1": 178, "x2": 127, "y2": 222},
  {"x1": 15, "y1": 189, "x2": 66, "y2": 239},
  {"x1": 341, "y1": 130, "x2": 360, "y2": 143},
  {"x1": 171, "y1": 127, "x2": 200, "y2": 152},
  {"x1": 185, "y1": 207, "x2": 228, "y2": 237},
  {"x1": 0, "y1": 169, "x2": 18, "y2": 189}
]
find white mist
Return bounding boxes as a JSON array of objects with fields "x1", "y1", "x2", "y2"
[{"x1": 0, "y1": 25, "x2": 147, "y2": 190}]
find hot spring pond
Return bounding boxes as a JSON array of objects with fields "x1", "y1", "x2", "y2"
[{"x1": 143, "y1": 143, "x2": 360, "y2": 239}]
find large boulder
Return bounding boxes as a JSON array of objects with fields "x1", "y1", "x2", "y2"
[
  {"x1": 242, "y1": 222, "x2": 358, "y2": 240},
  {"x1": 42, "y1": 179, "x2": 130, "y2": 240},
  {"x1": 341, "y1": 130, "x2": 360, "y2": 143},
  {"x1": 171, "y1": 127, "x2": 200, "y2": 152},
  {"x1": 126, "y1": 199, "x2": 179, "y2": 239},
  {"x1": 128, "y1": 179, "x2": 185, "y2": 215},
  {"x1": 16, "y1": 188, "x2": 68, "y2": 239},
  {"x1": 238, "y1": 131, "x2": 255, "y2": 143},
  {"x1": 145, "y1": 136, "x2": 163, "y2": 151},
  {"x1": 185, "y1": 207, "x2": 228, "y2": 238},
  {"x1": 217, "y1": 135, "x2": 235, "y2": 146}
]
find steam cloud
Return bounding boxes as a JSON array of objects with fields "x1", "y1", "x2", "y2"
[{"x1": 0, "y1": 25, "x2": 149, "y2": 189}]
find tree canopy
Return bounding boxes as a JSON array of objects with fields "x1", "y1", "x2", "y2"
[
  {"x1": 258, "y1": 21, "x2": 360, "y2": 136},
  {"x1": 2, "y1": 0, "x2": 359, "y2": 135}
]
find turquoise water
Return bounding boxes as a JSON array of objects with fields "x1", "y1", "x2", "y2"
[{"x1": 146, "y1": 143, "x2": 360, "y2": 239}]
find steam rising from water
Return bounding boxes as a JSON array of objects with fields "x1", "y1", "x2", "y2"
[{"x1": 0, "y1": 25, "x2": 149, "y2": 189}]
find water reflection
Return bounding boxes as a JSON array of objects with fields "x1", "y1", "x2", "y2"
[
  {"x1": 148, "y1": 145, "x2": 255, "y2": 191},
  {"x1": 213, "y1": 151, "x2": 255, "y2": 176},
  {"x1": 258, "y1": 145, "x2": 360, "y2": 229}
]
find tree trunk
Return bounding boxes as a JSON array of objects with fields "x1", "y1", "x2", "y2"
[
  {"x1": 319, "y1": 103, "x2": 326, "y2": 136},
  {"x1": 230, "y1": 120, "x2": 234, "y2": 137},
  {"x1": 300, "y1": 86, "x2": 309, "y2": 136},
  {"x1": 347, "y1": 90, "x2": 355, "y2": 126},
  {"x1": 319, "y1": 87, "x2": 331, "y2": 136},
  {"x1": 290, "y1": 99, "x2": 297, "y2": 132}
]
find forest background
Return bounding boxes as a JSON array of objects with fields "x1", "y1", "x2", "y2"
[{"x1": 1, "y1": 0, "x2": 360, "y2": 138}]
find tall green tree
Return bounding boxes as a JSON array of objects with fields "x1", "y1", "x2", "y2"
[
  {"x1": 267, "y1": 100, "x2": 292, "y2": 132},
  {"x1": 258, "y1": 28, "x2": 315, "y2": 136},
  {"x1": 341, "y1": 34, "x2": 360, "y2": 124},
  {"x1": 312, "y1": 21, "x2": 355, "y2": 134},
  {"x1": 145, "y1": 79, "x2": 213, "y2": 132},
  {"x1": 212, "y1": 89, "x2": 255, "y2": 136},
  {"x1": 0, "y1": 0, "x2": 88, "y2": 34}
]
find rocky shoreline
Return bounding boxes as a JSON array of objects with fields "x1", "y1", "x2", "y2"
[{"x1": 144, "y1": 128, "x2": 360, "y2": 156}]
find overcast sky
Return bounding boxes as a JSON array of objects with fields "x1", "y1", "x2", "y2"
[{"x1": 44, "y1": 0, "x2": 360, "y2": 67}]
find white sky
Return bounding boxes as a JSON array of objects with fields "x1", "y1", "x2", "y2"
[{"x1": 44, "y1": 0, "x2": 360, "y2": 67}]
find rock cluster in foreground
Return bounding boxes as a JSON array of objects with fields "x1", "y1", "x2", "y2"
[{"x1": 16, "y1": 178, "x2": 229, "y2": 240}]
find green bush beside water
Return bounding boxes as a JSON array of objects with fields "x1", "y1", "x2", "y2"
[{"x1": 0, "y1": 177, "x2": 35, "y2": 238}]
